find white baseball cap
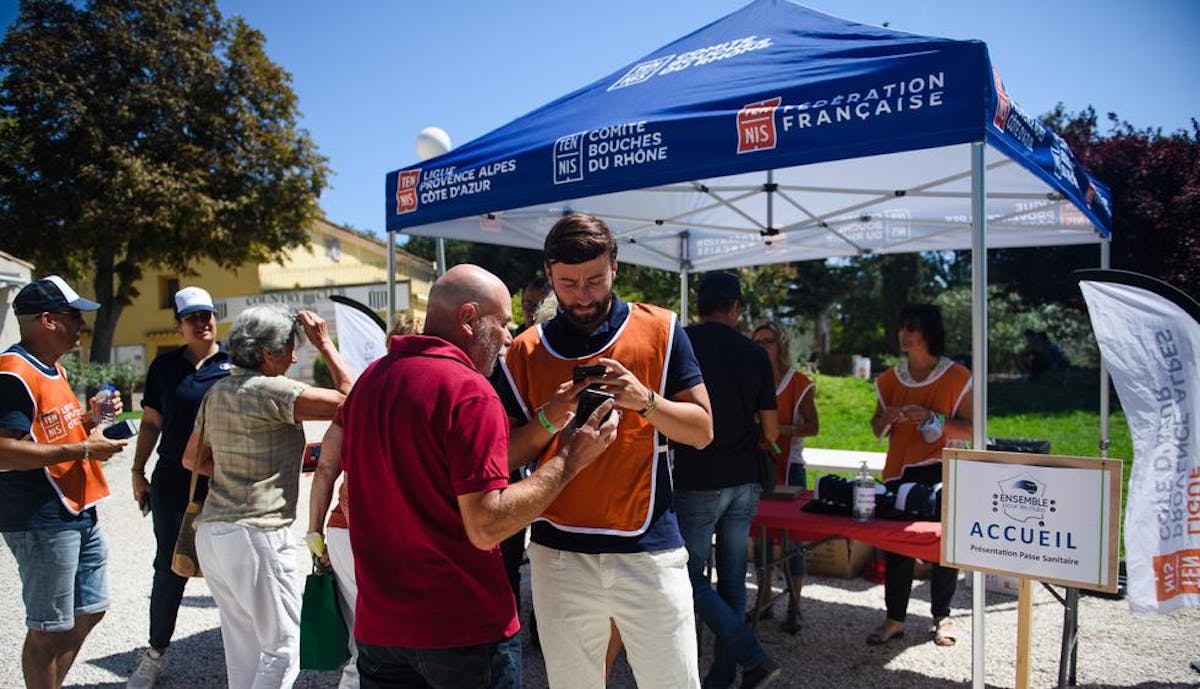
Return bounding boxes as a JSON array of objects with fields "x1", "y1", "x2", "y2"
[{"x1": 174, "y1": 286, "x2": 216, "y2": 317}]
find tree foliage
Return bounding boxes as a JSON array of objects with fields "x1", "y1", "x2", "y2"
[
  {"x1": 1001, "y1": 106, "x2": 1200, "y2": 303},
  {"x1": 0, "y1": 0, "x2": 328, "y2": 361},
  {"x1": 402, "y1": 236, "x2": 544, "y2": 293}
]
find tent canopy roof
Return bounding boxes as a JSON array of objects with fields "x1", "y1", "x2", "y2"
[{"x1": 386, "y1": 0, "x2": 1112, "y2": 272}]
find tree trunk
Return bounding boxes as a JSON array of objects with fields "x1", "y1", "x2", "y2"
[
  {"x1": 87, "y1": 253, "x2": 130, "y2": 364},
  {"x1": 816, "y1": 308, "x2": 833, "y2": 354}
]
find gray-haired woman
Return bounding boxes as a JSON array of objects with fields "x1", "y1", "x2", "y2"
[{"x1": 184, "y1": 305, "x2": 351, "y2": 689}]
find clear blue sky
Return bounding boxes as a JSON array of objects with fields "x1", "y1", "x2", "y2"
[{"x1": 2, "y1": 0, "x2": 1197, "y2": 236}]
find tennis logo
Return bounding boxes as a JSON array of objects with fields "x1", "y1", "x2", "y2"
[
  {"x1": 396, "y1": 169, "x2": 421, "y2": 214},
  {"x1": 737, "y1": 97, "x2": 781, "y2": 153},
  {"x1": 41, "y1": 408, "x2": 66, "y2": 441}
]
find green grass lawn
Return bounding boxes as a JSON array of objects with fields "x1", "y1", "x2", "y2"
[{"x1": 807, "y1": 371, "x2": 1134, "y2": 520}]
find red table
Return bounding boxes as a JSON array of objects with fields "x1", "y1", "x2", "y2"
[{"x1": 753, "y1": 493, "x2": 942, "y2": 563}]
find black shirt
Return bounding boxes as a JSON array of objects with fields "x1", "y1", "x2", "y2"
[
  {"x1": 673, "y1": 321, "x2": 777, "y2": 490},
  {"x1": 142, "y1": 344, "x2": 232, "y2": 468}
]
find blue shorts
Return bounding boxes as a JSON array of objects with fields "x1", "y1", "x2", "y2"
[{"x1": 3, "y1": 524, "x2": 109, "y2": 631}]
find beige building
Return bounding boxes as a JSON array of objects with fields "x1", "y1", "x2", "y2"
[
  {"x1": 91, "y1": 218, "x2": 434, "y2": 382},
  {"x1": 0, "y1": 251, "x2": 35, "y2": 352}
]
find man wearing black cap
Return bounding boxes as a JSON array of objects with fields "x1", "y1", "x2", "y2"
[
  {"x1": 0, "y1": 275, "x2": 130, "y2": 689},
  {"x1": 675, "y1": 271, "x2": 781, "y2": 689}
]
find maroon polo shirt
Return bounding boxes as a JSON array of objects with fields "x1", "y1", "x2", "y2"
[{"x1": 342, "y1": 335, "x2": 516, "y2": 648}]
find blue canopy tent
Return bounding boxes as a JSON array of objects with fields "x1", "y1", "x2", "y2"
[{"x1": 384, "y1": 2, "x2": 1113, "y2": 686}]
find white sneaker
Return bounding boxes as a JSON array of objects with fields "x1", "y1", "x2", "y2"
[{"x1": 127, "y1": 648, "x2": 165, "y2": 689}]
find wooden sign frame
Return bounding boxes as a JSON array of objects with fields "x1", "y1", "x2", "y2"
[{"x1": 940, "y1": 448, "x2": 1122, "y2": 593}]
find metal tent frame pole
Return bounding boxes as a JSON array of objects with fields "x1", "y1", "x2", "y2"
[
  {"x1": 436, "y1": 237, "x2": 448, "y2": 277},
  {"x1": 679, "y1": 230, "x2": 691, "y2": 320},
  {"x1": 387, "y1": 231, "x2": 397, "y2": 328},
  {"x1": 970, "y1": 141, "x2": 988, "y2": 689},
  {"x1": 1056, "y1": 237, "x2": 1111, "y2": 689}
]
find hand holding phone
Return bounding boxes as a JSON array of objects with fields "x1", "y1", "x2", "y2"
[
  {"x1": 102, "y1": 419, "x2": 139, "y2": 440},
  {"x1": 575, "y1": 389, "x2": 616, "y2": 426},
  {"x1": 573, "y1": 364, "x2": 607, "y2": 384}
]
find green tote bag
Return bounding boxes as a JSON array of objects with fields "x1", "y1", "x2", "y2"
[{"x1": 299, "y1": 567, "x2": 351, "y2": 671}]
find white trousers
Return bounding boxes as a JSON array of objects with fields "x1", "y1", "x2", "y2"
[
  {"x1": 196, "y1": 522, "x2": 302, "y2": 689},
  {"x1": 528, "y1": 543, "x2": 700, "y2": 689},
  {"x1": 326, "y1": 527, "x2": 359, "y2": 689}
]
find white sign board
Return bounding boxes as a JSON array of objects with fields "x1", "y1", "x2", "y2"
[{"x1": 942, "y1": 449, "x2": 1122, "y2": 593}]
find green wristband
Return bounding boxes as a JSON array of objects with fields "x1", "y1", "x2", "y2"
[{"x1": 537, "y1": 407, "x2": 558, "y2": 434}]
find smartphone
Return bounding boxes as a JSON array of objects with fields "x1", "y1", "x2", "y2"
[
  {"x1": 575, "y1": 388, "x2": 615, "y2": 425},
  {"x1": 139, "y1": 494, "x2": 151, "y2": 517},
  {"x1": 572, "y1": 364, "x2": 607, "y2": 383},
  {"x1": 102, "y1": 419, "x2": 139, "y2": 440}
]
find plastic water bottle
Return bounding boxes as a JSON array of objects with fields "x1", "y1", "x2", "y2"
[
  {"x1": 853, "y1": 460, "x2": 875, "y2": 523},
  {"x1": 94, "y1": 384, "x2": 117, "y2": 426}
]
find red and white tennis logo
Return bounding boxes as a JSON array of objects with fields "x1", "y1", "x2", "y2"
[
  {"x1": 396, "y1": 169, "x2": 421, "y2": 215},
  {"x1": 992, "y1": 68, "x2": 1011, "y2": 130},
  {"x1": 737, "y1": 97, "x2": 782, "y2": 154},
  {"x1": 41, "y1": 409, "x2": 66, "y2": 441}
]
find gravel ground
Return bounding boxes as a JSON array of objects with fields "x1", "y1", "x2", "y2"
[{"x1": 2, "y1": 436, "x2": 1198, "y2": 689}]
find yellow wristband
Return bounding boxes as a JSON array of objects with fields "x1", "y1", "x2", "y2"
[
  {"x1": 537, "y1": 407, "x2": 559, "y2": 434},
  {"x1": 638, "y1": 390, "x2": 658, "y2": 418}
]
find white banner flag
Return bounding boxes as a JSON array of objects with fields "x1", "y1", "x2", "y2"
[
  {"x1": 1078, "y1": 270, "x2": 1200, "y2": 613},
  {"x1": 333, "y1": 299, "x2": 387, "y2": 382}
]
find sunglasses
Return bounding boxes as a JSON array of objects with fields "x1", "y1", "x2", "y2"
[
  {"x1": 181, "y1": 311, "x2": 215, "y2": 323},
  {"x1": 753, "y1": 337, "x2": 778, "y2": 346},
  {"x1": 47, "y1": 310, "x2": 84, "y2": 322}
]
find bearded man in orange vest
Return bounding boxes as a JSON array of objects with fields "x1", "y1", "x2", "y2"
[
  {"x1": 0, "y1": 276, "x2": 129, "y2": 689},
  {"x1": 500, "y1": 213, "x2": 714, "y2": 689}
]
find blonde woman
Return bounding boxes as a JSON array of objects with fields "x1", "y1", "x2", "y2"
[{"x1": 750, "y1": 322, "x2": 818, "y2": 634}]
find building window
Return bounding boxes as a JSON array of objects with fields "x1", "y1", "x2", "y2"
[{"x1": 159, "y1": 277, "x2": 180, "y2": 309}]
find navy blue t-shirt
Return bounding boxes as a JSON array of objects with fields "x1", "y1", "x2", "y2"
[
  {"x1": 0, "y1": 344, "x2": 97, "y2": 531},
  {"x1": 499, "y1": 296, "x2": 704, "y2": 554},
  {"x1": 142, "y1": 344, "x2": 232, "y2": 468}
]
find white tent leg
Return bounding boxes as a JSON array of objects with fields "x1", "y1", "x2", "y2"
[
  {"x1": 387, "y1": 231, "x2": 397, "y2": 328},
  {"x1": 436, "y1": 237, "x2": 448, "y2": 277},
  {"x1": 970, "y1": 141, "x2": 988, "y2": 689},
  {"x1": 679, "y1": 229, "x2": 691, "y2": 320},
  {"x1": 680, "y1": 268, "x2": 689, "y2": 321},
  {"x1": 1099, "y1": 238, "x2": 1111, "y2": 457}
]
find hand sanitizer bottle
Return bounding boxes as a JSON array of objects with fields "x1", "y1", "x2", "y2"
[{"x1": 853, "y1": 460, "x2": 875, "y2": 523}]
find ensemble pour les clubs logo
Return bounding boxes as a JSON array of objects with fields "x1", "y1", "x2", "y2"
[{"x1": 994, "y1": 474, "x2": 1054, "y2": 524}]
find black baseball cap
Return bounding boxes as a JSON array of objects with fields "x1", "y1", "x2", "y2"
[
  {"x1": 12, "y1": 276, "x2": 101, "y2": 315},
  {"x1": 697, "y1": 271, "x2": 743, "y2": 303}
]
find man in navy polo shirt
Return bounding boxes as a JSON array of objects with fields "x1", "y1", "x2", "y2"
[{"x1": 500, "y1": 214, "x2": 714, "y2": 689}]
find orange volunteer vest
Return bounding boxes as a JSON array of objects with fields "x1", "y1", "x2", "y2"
[
  {"x1": 874, "y1": 357, "x2": 972, "y2": 481},
  {"x1": 770, "y1": 367, "x2": 813, "y2": 484},
  {"x1": 0, "y1": 351, "x2": 110, "y2": 514},
  {"x1": 503, "y1": 303, "x2": 673, "y2": 536}
]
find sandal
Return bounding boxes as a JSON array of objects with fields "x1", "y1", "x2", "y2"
[
  {"x1": 865, "y1": 619, "x2": 905, "y2": 645},
  {"x1": 932, "y1": 617, "x2": 957, "y2": 646}
]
